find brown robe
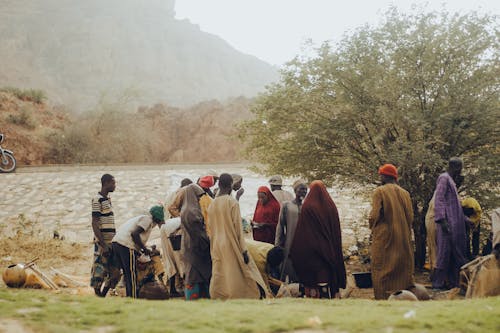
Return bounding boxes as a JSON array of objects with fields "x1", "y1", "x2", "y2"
[
  {"x1": 180, "y1": 184, "x2": 212, "y2": 285},
  {"x1": 290, "y1": 180, "x2": 346, "y2": 293},
  {"x1": 369, "y1": 183, "x2": 415, "y2": 300}
]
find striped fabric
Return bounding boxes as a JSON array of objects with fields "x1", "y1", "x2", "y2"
[{"x1": 92, "y1": 193, "x2": 116, "y2": 244}]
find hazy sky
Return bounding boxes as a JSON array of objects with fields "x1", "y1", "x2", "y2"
[{"x1": 176, "y1": 0, "x2": 499, "y2": 66}]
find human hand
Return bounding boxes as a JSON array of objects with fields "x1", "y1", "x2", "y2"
[
  {"x1": 101, "y1": 244, "x2": 111, "y2": 257},
  {"x1": 243, "y1": 250, "x2": 249, "y2": 264},
  {"x1": 142, "y1": 247, "x2": 152, "y2": 256},
  {"x1": 236, "y1": 188, "x2": 245, "y2": 200}
]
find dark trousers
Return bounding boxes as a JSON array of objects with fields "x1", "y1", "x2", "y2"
[{"x1": 112, "y1": 242, "x2": 138, "y2": 298}]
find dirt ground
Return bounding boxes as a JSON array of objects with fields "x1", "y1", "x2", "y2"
[{"x1": 0, "y1": 232, "x2": 446, "y2": 300}]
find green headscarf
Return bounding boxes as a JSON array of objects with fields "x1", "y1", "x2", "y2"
[{"x1": 149, "y1": 205, "x2": 165, "y2": 222}]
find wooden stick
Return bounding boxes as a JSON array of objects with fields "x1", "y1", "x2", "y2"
[
  {"x1": 28, "y1": 265, "x2": 59, "y2": 290},
  {"x1": 50, "y1": 267, "x2": 86, "y2": 287}
]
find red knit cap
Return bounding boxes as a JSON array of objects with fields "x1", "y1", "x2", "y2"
[
  {"x1": 199, "y1": 175, "x2": 215, "y2": 188},
  {"x1": 378, "y1": 164, "x2": 398, "y2": 180}
]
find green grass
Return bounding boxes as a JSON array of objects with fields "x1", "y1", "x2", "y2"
[{"x1": 0, "y1": 289, "x2": 499, "y2": 333}]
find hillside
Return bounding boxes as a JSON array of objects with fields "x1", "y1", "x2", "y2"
[
  {"x1": 0, "y1": 90, "x2": 69, "y2": 165},
  {"x1": 0, "y1": 0, "x2": 278, "y2": 111},
  {"x1": 0, "y1": 89, "x2": 252, "y2": 165}
]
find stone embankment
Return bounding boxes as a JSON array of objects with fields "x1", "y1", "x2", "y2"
[{"x1": 0, "y1": 165, "x2": 372, "y2": 259}]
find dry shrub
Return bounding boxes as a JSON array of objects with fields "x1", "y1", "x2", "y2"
[
  {"x1": 0, "y1": 87, "x2": 46, "y2": 104},
  {"x1": 7, "y1": 107, "x2": 36, "y2": 129},
  {"x1": 0, "y1": 214, "x2": 89, "y2": 274},
  {"x1": 43, "y1": 96, "x2": 252, "y2": 164}
]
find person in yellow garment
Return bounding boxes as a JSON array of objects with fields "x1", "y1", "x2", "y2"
[
  {"x1": 208, "y1": 173, "x2": 270, "y2": 299},
  {"x1": 461, "y1": 197, "x2": 482, "y2": 259},
  {"x1": 245, "y1": 239, "x2": 284, "y2": 295}
]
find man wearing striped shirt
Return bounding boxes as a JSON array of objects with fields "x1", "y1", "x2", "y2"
[{"x1": 91, "y1": 174, "x2": 121, "y2": 297}]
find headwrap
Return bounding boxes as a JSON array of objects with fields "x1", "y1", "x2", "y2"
[
  {"x1": 199, "y1": 175, "x2": 215, "y2": 189},
  {"x1": 231, "y1": 174, "x2": 242, "y2": 184},
  {"x1": 378, "y1": 164, "x2": 398, "y2": 180},
  {"x1": 149, "y1": 205, "x2": 165, "y2": 222},
  {"x1": 292, "y1": 179, "x2": 307, "y2": 191},
  {"x1": 461, "y1": 197, "x2": 482, "y2": 226},
  {"x1": 289, "y1": 180, "x2": 346, "y2": 291},
  {"x1": 268, "y1": 175, "x2": 283, "y2": 186},
  {"x1": 207, "y1": 170, "x2": 219, "y2": 177},
  {"x1": 253, "y1": 186, "x2": 281, "y2": 244}
]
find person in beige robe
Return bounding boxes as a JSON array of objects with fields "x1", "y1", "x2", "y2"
[
  {"x1": 425, "y1": 195, "x2": 437, "y2": 270},
  {"x1": 369, "y1": 164, "x2": 415, "y2": 300},
  {"x1": 269, "y1": 175, "x2": 294, "y2": 204},
  {"x1": 208, "y1": 174, "x2": 269, "y2": 299},
  {"x1": 161, "y1": 178, "x2": 192, "y2": 296}
]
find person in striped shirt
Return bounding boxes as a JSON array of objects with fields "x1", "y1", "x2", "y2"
[{"x1": 90, "y1": 174, "x2": 121, "y2": 297}]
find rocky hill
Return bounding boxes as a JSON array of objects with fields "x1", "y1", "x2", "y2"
[{"x1": 0, "y1": 0, "x2": 278, "y2": 111}]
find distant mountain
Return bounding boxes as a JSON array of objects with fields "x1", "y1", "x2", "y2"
[{"x1": 0, "y1": 0, "x2": 278, "y2": 111}]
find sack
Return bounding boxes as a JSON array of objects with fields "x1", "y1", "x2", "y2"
[
  {"x1": 138, "y1": 280, "x2": 169, "y2": 300},
  {"x1": 169, "y1": 234, "x2": 182, "y2": 251}
]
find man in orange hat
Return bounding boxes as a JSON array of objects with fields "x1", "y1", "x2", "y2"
[{"x1": 369, "y1": 164, "x2": 415, "y2": 299}]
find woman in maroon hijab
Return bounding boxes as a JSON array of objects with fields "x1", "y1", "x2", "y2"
[
  {"x1": 252, "y1": 186, "x2": 281, "y2": 244},
  {"x1": 290, "y1": 180, "x2": 346, "y2": 298}
]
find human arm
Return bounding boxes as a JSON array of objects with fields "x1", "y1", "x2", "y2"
[
  {"x1": 274, "y1": 203, "x2": 287, "y2": 247},
  {"x1": 91, "y1": 216, "x2": 110, "y2": 254},
  {"x1": 132, "y1": 216, "x2": 155, "y2": 254},
  {"x1": 91, "y1": 198, "x2": 110, "y2": 254},
  {"x1": 235, "y1": 188, "x2": 244, "y2": 201},
  {"x1": 131, "y1": 225, "x2": 150, "y2": 255},
  {"x1": 168, "y1": 190, "x2": 184, "y2": 218},
  {"x1": 433, "y1": 175, "x2": 450, "y2": 233},
  {"x1": 368, "y1": 189, "x2": 382, "y2": 229},
  {"x1": 232, "y1": 200, "x2": 249, "y2": 264},
  {"x1": 404, "y1": 191, "x2": 414, "y2": 229}
]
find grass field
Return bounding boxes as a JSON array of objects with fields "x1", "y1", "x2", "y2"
[{"x1": 0, "y1": 289, "x2": 499, "y2": 333}]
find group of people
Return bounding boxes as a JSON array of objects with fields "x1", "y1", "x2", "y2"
[{"x1": 90, "y1": 158, "x2": 499, "y2": 300}]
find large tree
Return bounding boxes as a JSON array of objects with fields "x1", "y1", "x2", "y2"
[{"x1": 239, "y1": 8, "x2": 499, "y2": 267}]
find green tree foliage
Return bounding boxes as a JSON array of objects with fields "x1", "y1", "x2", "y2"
[{"x1": 239, "y1": 8, "x2": 499, "y2": 266}]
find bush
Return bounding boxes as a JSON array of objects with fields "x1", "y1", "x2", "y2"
[
  {"x1": 7, "y1": 107, "x2": 36, "y2": 129},
  {"x1": 0, "y1": 87, "x2": 47, "y2": 104}
]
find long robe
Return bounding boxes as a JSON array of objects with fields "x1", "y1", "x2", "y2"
[
  {"x1": 272, "y1": 189, "x2": 294, "y2": 204},
  {"x1": 159, "y1": 217, "x2": 184, "y2": 281},
  {"x1": 493, "y1": 208, "x2": 500, "y2": 249},
  {"x1": 369, "y1": 183, "x2": 415, "y2": 300},
  {"x1": 275, "y1": 200, "x2": 301, "y2": 281},
  {"x1": 208, "y1": 194, "x2": 269, "y2": 299},
  {"x1": 252, "y1": 186, "x2": 281, "y2": 244},
  {"x1": 432, "y1": 172, "x2": 468, "y2": 288},
  {"x1": 180, "y1": 184, "x2": 212, "y2": 286},
  {"x1": 425, "y1": 196, "x2": 437, "y2": 270},
  {"x1": 290, "y1": 181, "x2": 346, "y2": 294}
]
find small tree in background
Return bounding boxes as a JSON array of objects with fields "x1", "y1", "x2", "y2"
[{"x1": 239, "y1": 8, "x2": 499, "y2": 267}]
